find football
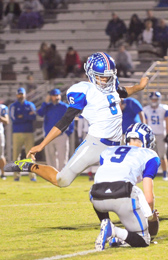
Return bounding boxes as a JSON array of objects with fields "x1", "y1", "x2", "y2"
[{"x1": 148, "y1": 211, "x2": 159, "y2": 241}]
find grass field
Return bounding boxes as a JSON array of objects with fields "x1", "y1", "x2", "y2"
[{"x1": 0, "y1": 175, "x2": 168, "y2": 260}]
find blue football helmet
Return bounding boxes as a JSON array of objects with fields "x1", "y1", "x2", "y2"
[
  {"x1": 149, "y1": 91, "x2": 161, "y2": 108},
  {"x1": 125, "y1": 123, "x2": 155, "y2": 148},
  {"x1": 84, "y1": 52, "x2": 117, "y2": 94}
]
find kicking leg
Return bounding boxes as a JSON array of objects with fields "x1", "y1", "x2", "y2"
[{"x1": 4, "y1": 159, "x2": 59, "y2": 186}]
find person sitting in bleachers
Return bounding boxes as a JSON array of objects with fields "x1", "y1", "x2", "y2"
[
  {"x1": 64, "y1": 46, "x2": 82, "y2": 77},
  {"x1": 0, "y1": 0, "x2": 3, "y2": 23},
  {"x1": 141, "y1": 20, "x2": 154, "y2": 44},
  {"x1": 127, "y1": 14, "x2": 144, "y2": 46},
  {"x1": 105, "y1": 12, "x2": 127, "y2": 49},
  {"x1": 18, "y1": 0, "x2": 44, "y2": 29},
  {"x1": 153, "y1": 19, "x2": 168, "y2": 57},
  {"x1": 46, "y1": 44, "x2": 63, "y2": 80},
  {"x1": 38, "y1": 42, "x2": 49, "y2": 80},
  {"x1": 144, "y1": 10, "x2": 158, "y2": 30},
  {"x1": 115, "y1": 44, "x2": 133, "y2": 78},
  {"x1": 3, "y1": 0, "x2": 21, "y2": 29},
  {"x1": 137, "y1": 19, "x2": 163, "y2": 59}
]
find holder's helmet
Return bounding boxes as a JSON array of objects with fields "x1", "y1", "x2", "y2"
[{"x1": 125, "y1": 123, "x2": 155, "y2": 148}]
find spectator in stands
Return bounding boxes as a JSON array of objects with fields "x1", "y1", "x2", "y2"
[
  {"x1": 141, "y1": 20, "x2": 154, "y2": 44},
  {"x1": 156, "y1": 0, "x2": 168, "y2": 7},
  {"x1": 18, "y1": 0, "x2": 44, "y2": 29},
  {"x1": 9, "y1": 87, "x2": 37, "y2": 181},
  {"x1": 64, "y1": 46, "x2": 82, "y2": 77},
  {"x1": 105, "y1": 12, "x2": 127, "y2": 49},
  {"x1": 26, "y1": 74, "x2": 37, "y2": 93},
  {"x1": 120, "y1": 97, "x2": 145, "y2": 137},
  {"x1": 3, "y1": 0, "x2": 21, "y2": 28},
  {"x1": 38, "y1": 42, "x2": 49, "y2": 80},
  {"x1": 0, "y1": 0, "x2": 3, "y2": 22},
  {"x1": 37, "y1": 88, "x2": 74, "y2": 171},
  {"x1": 144, "y1": 10, "x2": 158, "y2": 30},
  {"x1": 0, "y1": 103, "x2": 9, "y2": 180},
  {"x1": 40, "y1": 0, "x2": 61, "y2": 9},
  {"x1": 26, "y1": 74, "x2": 37, "y2": 101},
  {"x1": 154, "y1": 19, "x2": 168, "y2": 57},
  {"x1": 46, "y1": 44, "x2": 63, "y2": 80},
  {"x1": 115, "y1": 44, "x2": 133, "y2": 78},
  {"x1": 127, "y1": 14, "x2": 144, "y2": 46}
]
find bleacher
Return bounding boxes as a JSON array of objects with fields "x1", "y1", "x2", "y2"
[{"x1": 1, "y1": 0, "x2": 167, "y2": 83}]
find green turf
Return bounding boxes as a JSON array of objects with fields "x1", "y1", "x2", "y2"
[{"x1": 0, "y1": 175, "x2": 168, "y2": 260}]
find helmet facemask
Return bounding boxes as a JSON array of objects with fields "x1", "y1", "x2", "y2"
[
  {"x1": 87, "y1": 68, "x2": 117, "y2": 94},
  {"x1": 150, "y1": 98, "x2": 160, "y2": 108},
  {"x1": 84, "y1": 52, "x2": 117, "y2": 94}
]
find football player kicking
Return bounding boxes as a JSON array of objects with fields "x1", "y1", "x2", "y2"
[
  {"x1": 90, "y1": 123, "x2": 160, "y2": 250},
  {"x1": 4, "y1": 52, "x2": 149, "y2": 188}
]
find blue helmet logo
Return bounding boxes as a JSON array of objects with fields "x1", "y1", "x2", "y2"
[{"x1": 125, "y1": 123, "x2": 155, "y2": 148}]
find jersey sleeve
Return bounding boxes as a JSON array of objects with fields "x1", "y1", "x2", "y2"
[
  {"x1": 1, "y1": 106, "x2": 8, "y2": 116},
  {"x1": 143, "y1": 157, "x2": 161, "y2": 179},
  {"x1": 67, "y1": 83, "x2": 88, "y2": 110},
  {"x1": 165, "y1": 110, "x2": 168, "y2": 118}
]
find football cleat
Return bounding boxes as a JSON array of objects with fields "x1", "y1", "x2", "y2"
[
  {"x1": 95, "y1": 219, "x2": 115, "y2": 251},
  {"x1": 4, "y1": 159, "x2": 33, "y2": 172},
  {"x1": 1, "y1": 175, "x2": 6, "y2": 180},
  {"x1": 31, "y1": 177, "x2": 37, "y2": 182},
  {"x1": 109, "y1": 237, "x2": 129, "y2": 247}
]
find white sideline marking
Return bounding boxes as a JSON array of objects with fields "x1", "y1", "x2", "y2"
[
  {"x1": 36, "y1": 249, "x2": 97, "y2": 260},
  {"x1": 0, "y1": 202, "x2": 79, "y2": 207}
]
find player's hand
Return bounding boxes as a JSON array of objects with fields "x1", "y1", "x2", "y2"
[
  {"x1": 149, "y1": 209, "x2": 159, "y2": 222},
  {"x1": 17, "y1": 114, "x2": 23, "y2": 118},
  {"x1": 140, "y1": 77, "x2": 149, "y2": 90},
  {"x1": 26, "y1": 144, "x2": 43, "y2": 160}
]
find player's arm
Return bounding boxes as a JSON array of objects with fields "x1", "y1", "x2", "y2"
[
  {"x1": 0, "y1": 108, "x2": 9, "y2": 125},
  {"x1": 27, "y1": 107, "x2": 81, "y2": 159},
  {"x1": 139, "y1": 111, "x2": 146, "y2": 123},
  {"x1": 125, "y1": 77, "x2": 149, "y2": 97},
  {"x1": 165, "y1": 116, "x2": 168, "y2": 134},
  {"x1": 163, "y1": 112, "x2": 168, "y2": 143},
  {"x1": 142, "y1": 155, "x2": 160, "y2": 222},
  {"x1": 143, "y1": 177, "x2": 154, "y2": 212}
]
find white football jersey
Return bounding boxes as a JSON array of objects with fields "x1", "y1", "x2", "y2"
[
  {"x1": 0, "y1": 104, "x2": 8, "y2": 134},
  {"x1": 143, "y1": 104, "x2": 168, "y2": 135},
  {"x1": 67, "y1": 81, "x2": 122, "y2": 141},
  {"x1": 94, "y1": 145, "x2": 160, "y2": 185}
]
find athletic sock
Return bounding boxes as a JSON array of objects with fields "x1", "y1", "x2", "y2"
[
  {"x1": 114, "y1": 226, "x2": 128, "y2": 241},
  {"x1": 163, "y1": 171, "x2": 167, "y2": 178},
  {"x1": 28, "y1": 163, "x2": 34, "y2": 172}
]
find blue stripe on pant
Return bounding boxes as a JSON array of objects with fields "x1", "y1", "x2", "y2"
[{"x1": 132, "y1": 198, "x2": 144, "y2": 236}]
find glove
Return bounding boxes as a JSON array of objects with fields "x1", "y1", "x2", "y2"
[{"x1": 164, "y1": 134, "x2": 168, "y2": 143}]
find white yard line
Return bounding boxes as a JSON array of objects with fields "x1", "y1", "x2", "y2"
[
  {"x1": 36, "y1": 249, "x2": 98, "y2": 260},
  {"x1": 0, "y1": 202, "x2": 76, "y2": 207}
]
